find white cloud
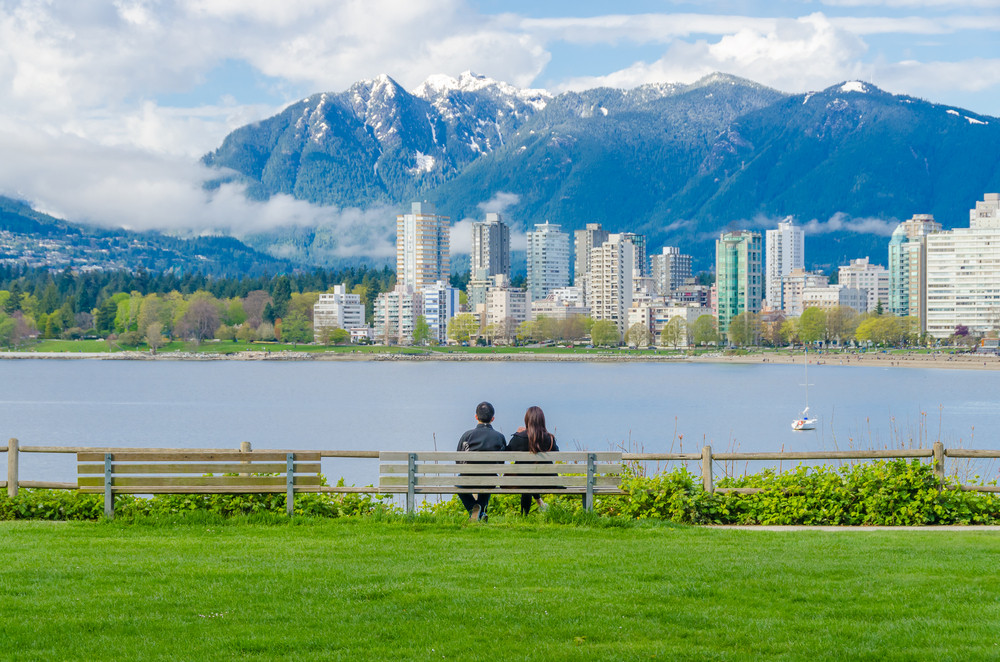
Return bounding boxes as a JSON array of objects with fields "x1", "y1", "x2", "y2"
[
  {"x1": 802, "y1": 212, "x2": 898, "y2": 236},
  {"x1": 556, "y1": 13, "x2": 869, "y2": 94},
  {"x1": 0, "y1": 121, "x2": 400, "y2": 258},
  {"x1": 477, "y1": 191, "x2": 521, "y2": 214},
  {"x1": 450, "y1": 191, "x2": 525, "y2": 254},
  {"x1": 822, "y1": 0, "x2": 999, "y2": 8}
]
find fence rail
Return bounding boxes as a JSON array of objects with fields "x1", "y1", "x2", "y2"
[{"x1": 3, "y1": 438, "x2": 999, "y2": 498}]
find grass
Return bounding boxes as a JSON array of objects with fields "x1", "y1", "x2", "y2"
[{"x1": 1, "y1": 515, "x2": 999, "y2": 660}]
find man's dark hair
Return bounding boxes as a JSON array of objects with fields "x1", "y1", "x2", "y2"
[{"x1": 476, "y1": 401, "x2": 495, "y2": 423}]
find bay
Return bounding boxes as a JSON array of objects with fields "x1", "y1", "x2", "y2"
[{"x1": 1, "y1": 360, "x2": 998, "y2": 488}]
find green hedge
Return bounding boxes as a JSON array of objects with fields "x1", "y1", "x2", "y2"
[{"x1": 2, "y1": 461, "x2": 998, "y2": 524}]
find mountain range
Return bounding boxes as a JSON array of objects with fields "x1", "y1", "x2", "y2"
[
  {"x1": 0, "y1": 196, "x2": 292, "y2": 277},
  {"x1": 204, "y1": 71, "x2": 1000, "y2": 271}
]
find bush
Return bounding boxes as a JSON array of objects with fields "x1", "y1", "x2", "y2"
[{"x1": 2, "y1": 461, "x2": 998, "y2": 524}]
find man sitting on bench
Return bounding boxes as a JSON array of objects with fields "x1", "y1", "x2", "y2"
[{"x1": 456, "y1": 401, "x2": 506, "y2": 522}]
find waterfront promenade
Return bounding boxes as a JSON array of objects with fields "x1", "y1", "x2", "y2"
[{"x1": 1, "y1": 349, "x2": 998, "y2": 370}]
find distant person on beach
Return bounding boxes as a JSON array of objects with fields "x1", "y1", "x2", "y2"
[
  {"x1": 456, "y1": 401, "x2": 506, "y2": 522},
  {"x1": 506, "y1": 405, "x2": 559, "y2": 515}
]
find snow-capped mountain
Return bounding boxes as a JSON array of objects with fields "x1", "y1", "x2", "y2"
[{"x1": 203, "y1": 72, "x2": 1000, "y2": 269}]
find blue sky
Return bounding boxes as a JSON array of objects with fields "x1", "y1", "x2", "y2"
[{"x1": 0, "y1": 0, "x2": 997, "y2": 239}]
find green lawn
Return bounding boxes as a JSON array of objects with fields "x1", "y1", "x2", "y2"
[{"x1": 1, "y1": 517, "x2": 998, "y2": 661}]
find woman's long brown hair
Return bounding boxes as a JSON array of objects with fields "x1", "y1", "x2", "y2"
[{"x1": 524, "y1": 405, "x2": 555, "y2": 454}]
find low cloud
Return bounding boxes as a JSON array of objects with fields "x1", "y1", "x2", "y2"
[
  {"x1": 477, "y1": 191, "x2": 521, "y2": 214},
  {"x1": 0, "y1": 121, "x2": 399, "y2": 257},
  {"x1": 801, "y1": 212, "x2": 898, "y2": 236},
  {"x1": 451, "y1": 191, "x2": 526, "y2": 255}
]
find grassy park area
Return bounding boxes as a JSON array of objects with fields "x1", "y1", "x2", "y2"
[{"x1": 2, "y1": 516, "x2": 998, "y2": 660}]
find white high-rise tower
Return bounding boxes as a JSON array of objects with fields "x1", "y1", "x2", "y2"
[{"x1": 765, "y1": 219, "x2": 804, "y2": 310}]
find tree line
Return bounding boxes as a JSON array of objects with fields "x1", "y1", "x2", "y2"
[{"x1": 0, "y1": 265, "x2": 394, "y2": 349}]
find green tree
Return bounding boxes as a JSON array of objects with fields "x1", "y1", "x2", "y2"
[
  {"x1": 0, "y1": 313, "x2": 15, "y2": 348},
  {"x1": 590, "y1": 320, "x2": 620, "y2": 347},
  {"x1": 798, "y1": 307, "x2": 827, "y2": 345},
  {"x1": 625, "y1": 322, "x2": 651, "y2": 348},
  {"x1": 825, "y1": 306, "x2": 858, "y2": 346},
  {"x1": 236, "y1": 324, "x2": 256, "y2": 343},
  {"x1": 145, "y1": 322, "x2": 167, "y2": 353},
  {"x1": 412, "y1": 315, "x2": 431, "y2": 345},
  {"x1": 4, "y1": 282, "x2": 21, "y2": 314},
  {"x1": 447, "y1": 313, "x2": 478, "y2": 344},
  {"x1": 330, "y1": 328, "x2": 351, "y2": 345},
  {"x1": 270, "y1": 276, "x2": 292, "y2": 318},
  {"x1": 280, "y1": 311, "x2": 312, "y2": 345},
  {"x1": 691, "y1": 315, "x2": 719, "y2": 346},
  {"x1": 224, "y1": 298, "x2": 247, "y2": 327},
  {"x1": 780, "y1": 318, "x2": 799, "y2": 346},
  {"x1": 661, "y1": 315, "x2": 687, "y2": 349},
  {"x1": 727, "y1": 312, "x2": 761, "y2": 347}
]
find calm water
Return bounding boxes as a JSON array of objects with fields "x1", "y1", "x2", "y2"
[{"x1": 2, "y1": 359, "x2": 998, "y2": 486}]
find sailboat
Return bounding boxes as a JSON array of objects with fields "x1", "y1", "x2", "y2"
[{"x1": 791, "y1": 350, "x2": 817, "y2": 431}]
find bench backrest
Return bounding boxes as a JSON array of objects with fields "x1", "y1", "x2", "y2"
[
  {"x1": 378, "y1": 451, "x2": 624, "y2": 513},
  {"x1": 77, "y1": 451, "x2": 321, "y2": 518}
]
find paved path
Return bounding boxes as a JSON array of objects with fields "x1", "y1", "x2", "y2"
[{"x1": 707, "y1": 525, "x2": 1000, "y2": 531}]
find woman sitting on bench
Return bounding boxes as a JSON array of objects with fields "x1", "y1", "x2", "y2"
[{"x1": 506, "y1": 405, "x2": 559, "y2": 515}]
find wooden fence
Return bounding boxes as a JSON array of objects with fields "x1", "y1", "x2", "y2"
[{"x1": 3, "y1": 438, "x2": 1000, "y2": 498}]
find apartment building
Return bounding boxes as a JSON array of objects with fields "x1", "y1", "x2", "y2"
[
  {"x1": 396, "y1": 201, "x2": 450, "y2": 293},
  {"x1": 313, "y1": 284, "x2": 365, "y2": 332},
  {"x1": 925, "y1": 193, "x2": 1000, "y2": 338},
  {"x1": 468, "y1": 212, "x2": 511, "y2": 308},
  {"x1": 589, "y1": 234, "x2": 635, "y2": 336},
  {"x1": 715, "y1": 230, "x2": 763, "y2": 334},
  {"x1": 374, "y1": 284, "x2": 422, "y2": 345},
  {"x1": 526, "y1": 221, "x2": 570, "y2": 301},
  {"x1": 888, "y1": 214, "x2": 942, "y2": 332},
  {"x1": 839, "y1": 257, "x2": 889, "y2": 313},
  {"x1": 765, "y1": 219, "x2": 804, "y2": 310}
]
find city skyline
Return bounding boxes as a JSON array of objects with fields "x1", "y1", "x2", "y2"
[{"x1": 1, "y1": 1, "x2": 996, "y2": 247}]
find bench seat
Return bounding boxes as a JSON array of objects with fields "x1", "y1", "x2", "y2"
[
  {"x1": 78, "y1": 451, "x2": 321, "y2": 517},
  {"x1": 378, "y1": 451, "x2": 624, "y2": 512}
]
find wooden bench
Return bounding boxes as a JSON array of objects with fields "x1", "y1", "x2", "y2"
[
  {"x1": 77, "y1": 451, "x2": 322, "y2": 518},
  {"x1": 378, "y1": 451, "x2": 624, "y2": 513}
]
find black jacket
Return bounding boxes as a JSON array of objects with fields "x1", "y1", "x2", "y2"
[
  {"x1": 457, "y1": 423, "x2": 506, "y2": 453},
  {"x1": 506, "y1": 430, "x2": 558, "y2": 455}
]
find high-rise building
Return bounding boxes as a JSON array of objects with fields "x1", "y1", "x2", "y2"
[
  {"x1": 396, "y1": 201, "x2": 450, "y2": 293},
  {"x1": 925, "y1": 193, "x2": 1000, "y2": 338},
  {"x1": 374, "y1": 284, "x2": 422, "y2": 345},
  {"x1": 715, "y1": 230, "x2": 763, "y2": 335},
  {"x1": 526, "y1": 221, "x2": 570, "y2": 301},
  {"x1": 422, "y1": 280, "x2": 460, "y2": 345},
  {"x1": 650, "y1": 247, "x2": 693, "y2": 295},
  {"x1": 468, "y1": 212, "x2": 510, "y2": 308},
  {"x1": 888, "y1": 214, "x2": 942, "y2": 330},
  {"x1": 589, "y1": 234, "x2": 635, "y2": 336},
  {"x1": 839, "y1": 257, "x2": 889, "y2": 313},
  {"x1": 573, "y1": 223, "x2": 609, "y2": 290},
  {"x1": 619, "y1": 232, "x2": 647, "y2": 277},
  {"x1": 765, "y1": 220, "x2": 804, "y2": 310},
  {"x1": 313, "y1": 284, "x2": 366, "y2": 333}
]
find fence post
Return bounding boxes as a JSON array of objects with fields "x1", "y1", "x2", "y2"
[
  {"x1": 7, "y1": 438, "x2": 18, "y2": 498},
  {"x1": 585, "y1": 453, "x2": 596, "y2": 511},
  {"x1": 933, "y1": 441, "x2": 945, "y2": 487},
  {"x1": 240, "y1": 441, "x2": 252, "y2": 476},
  {"x1": 104, "y1": 453, "x2": 114, "y2": 519},
  {"x1": 406, "y1": 453, "x2": 416, "y2": 514},
  {"x1": 286, "y1": 453, "x2": 294, "y2": 517},
  {"x1": 701, "y1": 445, "x2": 713, "y2": 493}
]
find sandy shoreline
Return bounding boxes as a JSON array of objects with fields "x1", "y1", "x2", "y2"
[{"x1": 1, "y1": 349, "x2": 998, "y2": 370}]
